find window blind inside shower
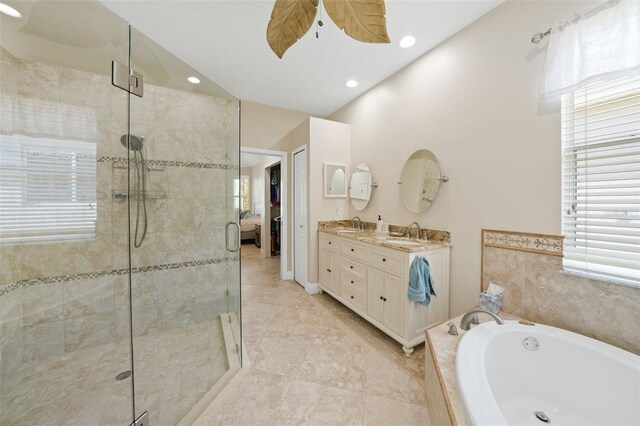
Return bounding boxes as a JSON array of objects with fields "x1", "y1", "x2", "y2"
[
  {"x1": 0, "y1": 136, "x2": 97, "y2": 244},
  {"x1": 561, "y1": 75, "x2": 640, "y2": 286}
]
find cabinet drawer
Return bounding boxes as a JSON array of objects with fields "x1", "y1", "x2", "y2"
[
  {"x1": 319, "y1": 233, "x2": 340, "y2": 253},
  {"x1": 367, "y1": 247, "x2": 404, "y2": 277},
  {"x1": 341, "y1": 257, "x2": 366, "y2": 280},
  {"x1": 341, "y1": 240, "x2": 367, "y2": 262},
  {"x1": 341, "y1": 283, "x2": 366, "y2": 312},
  {"x1": 341, "y1": 271, "x2": 366, "y2": 293}
]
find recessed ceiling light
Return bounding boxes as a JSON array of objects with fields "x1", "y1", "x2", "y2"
[
  {"x1": 187, "y1": 76, "x2": 200, "y2": 84},
  {"x1": 345, "y1": 79, "x2": 358, "y2": 88},
  {"x1": 0, "y1": 3, "x2": 21, "y2": 18},
  {"x1": 399, "y1": 35, "x2": 416, "y2": 48}
]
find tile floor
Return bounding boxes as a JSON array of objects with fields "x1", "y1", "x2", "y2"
[
  {"x1": 196, "y1": 244, "x2": 430, "y2": 425},
  {"x1": 0, "y1": 320, "x2": 229, "y2": 426}
]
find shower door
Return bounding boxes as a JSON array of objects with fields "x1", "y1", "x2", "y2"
[
  {"x1": 0, "y1": 1, "x2": 241, "y2": 425},
  {"x1": 0, "y1": 1, "x2": 134, "y2": 424},
  {"x1": 127, "y1": 27, "x2": 242, "y2": 425}
]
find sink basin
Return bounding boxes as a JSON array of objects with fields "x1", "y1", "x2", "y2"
[
  {"x1": 385, "y1": 239, "x2": 421, "y2": 246},
  {"x1": 336, "y1": 229, "x2": 361, "y2": 233}
]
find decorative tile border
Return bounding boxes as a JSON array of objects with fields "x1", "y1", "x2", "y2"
[
  {"x1": 0, "y1": 256, "x2": 239, "y2": 297},
  {"x1": 97, "y1": 156, "x2": 237, "y2": 170},
  {"x1": 482, "y1": 229, "x2": 564, "y2": 257}
]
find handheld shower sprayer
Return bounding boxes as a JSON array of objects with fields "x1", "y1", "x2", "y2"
[{"x1": 121, "y1": 134, "x2": 147, "y2": 248}]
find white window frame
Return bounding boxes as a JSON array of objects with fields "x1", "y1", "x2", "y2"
[{"x1": 561, "y1": 76, "x2": 640, "y2": 287}]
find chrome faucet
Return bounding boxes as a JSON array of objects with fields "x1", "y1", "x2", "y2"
[
  {"x1": 460, "y1": 309, "x2": 505, "y2": 330},
  {"x1": 407, "y1": 221, "x2": 421, "y2": 239},
  {"x1": 447, "y1": 322, "x2": 458, "y2": 336},
  {"x1": 351, "y1": 216, "x2": 362, "y2": 230}
]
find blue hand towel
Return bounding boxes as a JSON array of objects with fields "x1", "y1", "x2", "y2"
[{"x1": 408, "y1": 256, "x2": 436, "y2": 306}]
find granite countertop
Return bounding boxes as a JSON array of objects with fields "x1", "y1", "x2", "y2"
[
  {"x1": 318, "y1": 227, "x2": 451, "y2": 253},
  {"x1": 425, "y1": 311, "x2": 520, "y2": 425}
]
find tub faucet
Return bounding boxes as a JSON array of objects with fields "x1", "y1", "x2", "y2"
[
  {"x1": 351, "y1": 216, "x2": 362, "y2": 230},
  {"x1": 407, "y1": 221, "x2": 421, "y2": 239},
  {"x1": 460, "y1": 309, "x2": 505, "y2": 330}
]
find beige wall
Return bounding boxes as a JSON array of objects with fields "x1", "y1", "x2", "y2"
[
  {"x1": 307, "y1": 118, "x2": 350, "y2": 284},
  {"x1": 240, "y1": 101, "x2": 312, "y2": 275},
  {"x1": 329, "y1": 0, "x2": 597, "y2": 316},
  {"x1": 241, "y1": 100, "x2": 312, "y2": 152},
  {"x1": 276, "y1": 117, "x2": 351, "y2": 285}
]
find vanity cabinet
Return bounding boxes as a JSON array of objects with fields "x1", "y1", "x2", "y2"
[
  {"x1": 319, "y1": 249, "x2": 341, "y2": 294},
  {"x1": 318, "y1": 232, "x2": 450, "y2": 357},
  {"x1": 367, "y1": 268, "x2": 404, "y2": 336}
]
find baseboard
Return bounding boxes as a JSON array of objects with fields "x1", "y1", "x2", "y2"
[
  {"x1": 282, "y1": 270, "x2": 294, "y2": 280},
  {"x1": 305, "y1": 282, "x2": 319, "y2": 295}
]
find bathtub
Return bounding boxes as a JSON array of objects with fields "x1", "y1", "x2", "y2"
[{"x1": 456, "y1": 320, "x2": 640, "y2": 426}]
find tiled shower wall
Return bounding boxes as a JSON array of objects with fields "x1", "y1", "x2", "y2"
[
  {"x1": 481, "y1": 229, "x2": 640, "y2": 354},
  {"x1": 0, "y1": 46, "x2": 238, "y2": 376}
]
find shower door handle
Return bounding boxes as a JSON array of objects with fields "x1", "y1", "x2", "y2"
[{"x1": 225, "y1": 221, "x2": 240, "y2": 253}]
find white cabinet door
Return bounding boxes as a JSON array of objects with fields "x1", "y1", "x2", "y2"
[
  {"x1": 319, "y1": 249, "x2": 331, "y2": 289},
  {"x1": 367, "y1": 267, "x2": 384, "y2": 324},
  {"x1": 383, "y1": 273, "x2": 404, "y2": 336},
  {"x1": 330, "y1": 252, "x2": 341, "y2": 294}
]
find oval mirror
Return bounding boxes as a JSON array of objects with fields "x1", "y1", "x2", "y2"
[
  {"x1": 349, "y1": 163, "x2": 372, "y2": 211},
  {"x1": 399, "y1": 150, "x2": 441, "y2": 213}
]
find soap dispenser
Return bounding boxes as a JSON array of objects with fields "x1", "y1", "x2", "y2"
[{"x1": 376, "y1": 215, "x2": 383, "y2": 233}]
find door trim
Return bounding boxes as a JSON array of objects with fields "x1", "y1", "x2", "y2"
[
  {"x1": 240, "y1": 147, "x2": 288, "y2": 280},
  {"x1": 292, "y1": 145, "x2": 308, "y2": 288}
]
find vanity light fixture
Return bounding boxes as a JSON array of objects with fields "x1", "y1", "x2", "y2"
[
  {"x1": 345, "y1": 79, "x2": 358, "y2": 88},
  {"x1": 399, "y1": 35, "x2": 416, "y2": 48},
  {"x1": 187, "y1": 76, "x2": 200, "y2": 84},
  {"x1": 0, "y1": 3, "x2": 21, "y2": 18}
]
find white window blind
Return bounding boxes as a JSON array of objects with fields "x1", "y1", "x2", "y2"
[
  {"x1": 0, "y1": 136, "x2": 97, "y2": 244},
  {"x1": 561, "y1": 75, "x2": 640, "y2": 286}
]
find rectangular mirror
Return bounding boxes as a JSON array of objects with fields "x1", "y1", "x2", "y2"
[{"x1": 324, "y1": 163, "x2": 347, "y2": 198}]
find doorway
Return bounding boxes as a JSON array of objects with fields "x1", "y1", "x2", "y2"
[{"x1": 239, "y1": 148, "x2": 289, "y2": 280}]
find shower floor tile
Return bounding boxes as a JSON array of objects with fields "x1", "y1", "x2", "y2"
[{"x1": 0, "y1": 320, "x2": 229, "y2": 426}]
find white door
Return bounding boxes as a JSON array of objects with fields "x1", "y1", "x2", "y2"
[{"x1": 294, "y1": 149, "x2": 307, "y2": 285}]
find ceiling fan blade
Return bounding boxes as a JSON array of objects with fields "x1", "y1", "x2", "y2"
[{"x1": 267, "y1": 0, "x2": 319, "y2": 58}]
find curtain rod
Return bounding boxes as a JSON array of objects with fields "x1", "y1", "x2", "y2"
[{"x1": 531, "y1": 28, "x2": 552, "y2": 44}]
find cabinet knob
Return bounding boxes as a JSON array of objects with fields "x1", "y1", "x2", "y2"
[
  {"x1": 383, "y1": 297, "x2": 387, "y2": 301},
  {"x1": 351, "y1": 248, "x2": 354, "y2": 252},
  {"x1": 350, "y1": 295, "x2": 354, "y2": 299},
  {"x1": 350, "y1": 266, "x2": 354, "y2": 269},
  {"x1": 327, "y1": 269, "x2": 331, "y2": 272},
  {"x1": 350, "y1": 280, "x2": 354, "y2": 284},
  {"x1": 379, "y1": 296, "x2": 383, "y2": 300},
  {"x1": 382, "y1": 258, "x2": 386, "y2": 262},
  {"x1": 328, "y1": 242, "x2": 332, "y2": 245}
]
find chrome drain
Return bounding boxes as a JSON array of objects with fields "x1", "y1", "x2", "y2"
[
  {"x1": 523, "y1": 337, "x2": 540, "y2": 351},
  {"x1": 534, "y1": 411, "x2": 550, "y2": 423},
  {"x1": 116, "y1": 370, "x2": 132, "y2": 380}
]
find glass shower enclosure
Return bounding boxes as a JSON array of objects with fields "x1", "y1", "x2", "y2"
[{"x1": 0, "y1": 1, "x2": 241, "y2": 424}]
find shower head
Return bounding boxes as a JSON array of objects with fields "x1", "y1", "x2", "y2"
[{"x1": 120, "y1": 134, "x2": 145, "y2": 151}]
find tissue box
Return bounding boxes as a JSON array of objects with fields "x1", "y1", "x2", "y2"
[{"x1": 479, "y1": 291, "x2": 503, "y2": 314}]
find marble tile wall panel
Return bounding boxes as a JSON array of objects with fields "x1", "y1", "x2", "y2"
[
  {"x1": 0, "y1": 48, "x2": 237, "y2": 374},
  {"x1": 482, "y1": 229, "x2": 640, "y2": 354}
]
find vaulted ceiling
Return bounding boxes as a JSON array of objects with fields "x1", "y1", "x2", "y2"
[{"x1": 101, "y1": 0, "x2": 502, "y2": 116}]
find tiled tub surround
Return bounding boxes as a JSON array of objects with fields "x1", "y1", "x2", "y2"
[
  {"x1": 423, "y1": 312, "x2": 520, "y2": 426},
  {"x1": 0, "y1": 45, "x2": 238, "y2": 382},
  {"x1": 481, "y1": 229, "x2": 640, "y2": 354}
]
